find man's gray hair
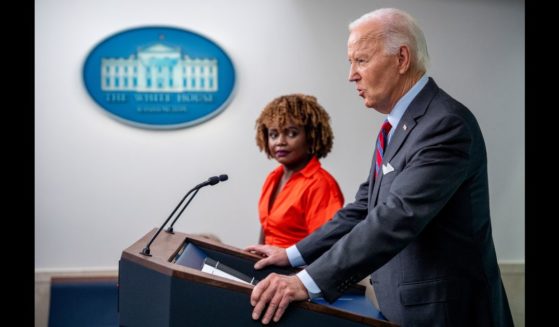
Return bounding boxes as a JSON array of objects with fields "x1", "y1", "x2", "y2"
[{"x1": 349, "y1": 8, "x2": 430, "y2": 72}]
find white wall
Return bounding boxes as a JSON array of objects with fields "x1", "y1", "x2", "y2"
[{"x1": 35, "y1": 0, "x2": 524, "y2": 270}]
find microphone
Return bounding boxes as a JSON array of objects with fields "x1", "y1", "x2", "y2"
[
  {"x1": 195, "y1": 174, "x2": 228, "y2": 188},
  {"x1": 140, "y1": 174, "x2": 229, "y2": 256},
  {"x1": 166, "y1": 174, "x2": 228, "y2": 233}
]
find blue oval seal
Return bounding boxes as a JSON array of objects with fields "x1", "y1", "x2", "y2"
[{"x1": 83, "y1": 26, "x2": 236, "y2": 129}]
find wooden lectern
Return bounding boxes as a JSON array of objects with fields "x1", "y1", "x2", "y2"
[{"x1": 119, "y1": 229, "x2": 398, "y2": 326}]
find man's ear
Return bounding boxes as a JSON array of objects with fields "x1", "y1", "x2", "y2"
[{"x1": 397, "y1": 45, "x2": 411, "y2": 74}]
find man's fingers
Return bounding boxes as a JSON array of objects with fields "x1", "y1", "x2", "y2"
[
  {"x1": 254, "y1": 257, "x2": 270, "y2": 270},
  {"x1": 252, "y1": 300, "x2": 267, "y2": 321},
  {"x1": 273, "y1": 293, "x2": 292, "y2": 322},
  {"x1": 250, "y1": 274, "x2": 303, "y2": 324},
  {"x1": 262, "y1": 291, "x2": 283, "y2": 324},
  {"x1": 245, "y1": 244, "x2": 266, "y2": 255},
  {"x1": 251, "y1": 275, "x2": 276, "y2": 320},
  {"x1": 272, "y1": 278, "x2": 303, "y2": 322},
  {"x1": 244, "y1": 245, "x2": 259, "y2": 251},
  {"x1": 250, "y1": 276, "x2": 269, "y2": 306}
]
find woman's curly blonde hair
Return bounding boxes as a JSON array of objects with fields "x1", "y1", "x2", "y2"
[{"x1": 255, "y1": 94, "x2": 334, "y2": 159}]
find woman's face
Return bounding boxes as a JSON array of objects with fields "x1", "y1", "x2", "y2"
[{"x1": 267, "y1": 119, "x2": 310, "y2": 170}]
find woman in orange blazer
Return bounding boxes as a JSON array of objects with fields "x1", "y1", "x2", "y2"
[{"x1": 255, "y1": 94, "x2": 344, "y2": 248}]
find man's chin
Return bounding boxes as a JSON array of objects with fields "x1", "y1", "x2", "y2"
[{"x1": 363, "y1": 100, "x2": 375, "y2": 108}]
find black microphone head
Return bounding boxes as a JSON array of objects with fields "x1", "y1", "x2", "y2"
[
  {"x1": 208, "y1": 176, "x2": 220, "y2": 186},
  {"x1": 219, "y1": 174, "x2": 228, "y2": 182}
]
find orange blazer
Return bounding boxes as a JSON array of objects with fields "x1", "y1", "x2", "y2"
[{"x1": 258, "y1": 156, "x2": 344, "y2": 248}]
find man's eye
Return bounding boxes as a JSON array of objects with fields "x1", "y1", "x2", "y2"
[{"x1": 349, "y1": 59, "x2": 365, "y2": 66}]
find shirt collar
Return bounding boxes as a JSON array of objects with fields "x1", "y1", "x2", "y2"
[
  {"x1": 272, "y1": 156, "x2": 320, "y2": 179},
  {"x1": 299, "y1": 156, "x2": 321, "y2": 178},
  {"x1": 386, "y1": 74, "x2": 429, "y2": 141}
]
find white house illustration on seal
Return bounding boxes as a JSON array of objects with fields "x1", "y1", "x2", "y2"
[{"x1": 101, "y1": 43, "x2": 218, "y2": 93}]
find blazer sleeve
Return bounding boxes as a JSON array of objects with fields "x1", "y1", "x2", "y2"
[
  {"x1": 304, "y1": 112, "x2": 475, "y2": 303},
  {"x1": 303, "y1": 177, "x2": 344, "y2": 234}
]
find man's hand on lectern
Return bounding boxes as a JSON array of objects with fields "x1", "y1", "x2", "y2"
[
  {"x1": 250, "y1": 273, "x2": 308, "y2": 324},
  {"x1": 244, "y1": 244, "x2": 289, "y2": 269}
]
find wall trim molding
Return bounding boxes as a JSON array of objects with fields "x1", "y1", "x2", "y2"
[
  {"x1": 35, "y1": 267, "x2": 118, "y2": 283},
  {"x1": 499, "y1": 261, "x2": 525, "y2": 274}
]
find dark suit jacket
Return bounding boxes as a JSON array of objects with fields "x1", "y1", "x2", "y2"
[{"x1": 297, "y1": 78, "x2": 513, "y2": 326}]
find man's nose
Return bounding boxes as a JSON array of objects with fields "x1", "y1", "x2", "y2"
[{"x1": 348, "y1": 64, "x2": 359, "y2": 82}]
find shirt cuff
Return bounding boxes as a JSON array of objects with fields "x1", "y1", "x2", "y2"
[
  {"x1": 286, "y1": 245, "x2": 306, "y2": 267},
  {"x1": 296, "y1": 269, "x2": 322, "y2": 298}
]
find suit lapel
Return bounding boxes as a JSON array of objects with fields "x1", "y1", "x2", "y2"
[
  {"x1": 370, "y1": 78, "x2": 439, "y2": 206},
  {"x1": 383, "y1": 116, "x2": 416, "y2": 163}
]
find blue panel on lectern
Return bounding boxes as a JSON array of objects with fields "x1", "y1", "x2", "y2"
[
  {"x1": 311, "y1": 295, "x2": 387, "y2": 321},
  {"x1": 174, "y1": 243, "x2": 207, "y2": 270}
]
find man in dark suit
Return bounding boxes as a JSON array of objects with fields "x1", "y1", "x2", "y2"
[{"x1": 246, "y1": 8, "x2": 513, "y2": 326}]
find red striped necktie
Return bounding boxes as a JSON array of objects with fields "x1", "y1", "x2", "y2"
[{"x1": 374, "y1": 120, "x2": 392, "y2": 179}]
